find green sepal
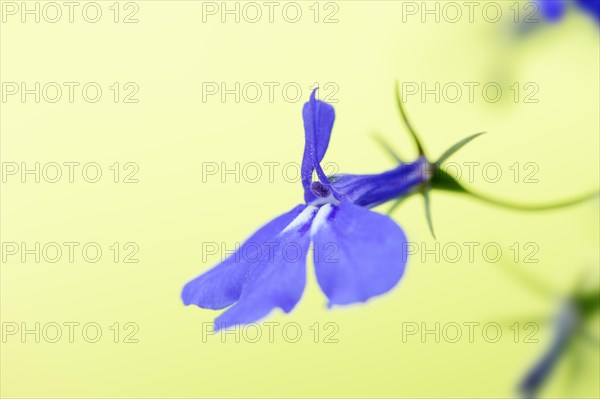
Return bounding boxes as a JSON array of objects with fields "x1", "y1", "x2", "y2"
[
  {"x1": 573, "y1": 289, "x2": 600, "y2": 318},
  {"x1": 371, "y1": 132, "x2": 404, "y2": 163},
  {"x1": 430, "y1": 167, "x2": 468, "y2": 193},
  {"x1": 395, "y1": 82, "x2": 426, "y2": 157},
  {"x1": 436, "y1": 132, "x2": 486, "y2": 164},
  {"x1": 422, "y1": 183, "x2": 436, "y2": 239}
]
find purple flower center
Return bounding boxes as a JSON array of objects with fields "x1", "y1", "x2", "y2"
[{"x1": 310, "y1": 181, "x2": 330, "y2": 198}]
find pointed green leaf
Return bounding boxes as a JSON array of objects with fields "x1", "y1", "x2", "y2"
[
  {"x1": 370, "y1": 133, "x2": 404, "y2": 163},
  {"x1": 436, "y1": 132, "x2": 486, "y2": 164},
  {"x1": 387, "y1": 197, "x2": 405, "y2": 215},
  {"x1": 395, "y1": 82, "x2": 426, "y2": 157},
  {"x1": 422, "y1": 184, "x2": 435, "y2": 239}
]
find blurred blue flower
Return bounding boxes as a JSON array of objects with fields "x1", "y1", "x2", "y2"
[
  {"x1": 539, "y1": 0, "x2": 568, "y2": 21},
  {"x1": 519, "y1": 301, "x2": 579, "y2": 398},
  {"x1": 537, "y1": 0, "x2": 600, "y2": 23},
  {"x1": 509, "y1": 267, "x2": 600, "y2": 399},
  {"x1": 182, "y1": 89, "x2": 427, "y2": 331}
]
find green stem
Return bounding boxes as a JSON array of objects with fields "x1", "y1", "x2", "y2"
[{"x1": 464, "y1": 189, "x2": 598, "y2": 211}]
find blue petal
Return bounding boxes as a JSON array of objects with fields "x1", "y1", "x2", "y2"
[
  {"x1": 214, "y1": 206, "x2": 318, "y2": 330},
  {"x1": 538, "y1": 0, "x2": 567, "y2": 22},
  {"x1": 519, "y1": 302, "x2": 576, "y2": 398},
  {"x1": 181, "y1": 205, "x2": 306, "y2": 309},
  {"x1": 301, "y1": 89, "x2": 336, "y2": 203},
  {"x1": 311, "y1": 201, "x2": 408, "y2": 306},
  {"x1": 519, "y1": 345, "x2": 563, "y2": 399},
  {"x1": 576, "y1": 0, "x2": 600, "y2": 23},
  {"x1": 332, "y1": 158, "x2": 427, "y2": 208}
]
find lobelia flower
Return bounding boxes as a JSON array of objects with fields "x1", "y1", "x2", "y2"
[
  {"x1": 511, "y1": 271, "x2": 600, "y2": 399},
  {"x1": 536, "y1": 0, "x2": 600, "y2": 24},
  {"x1": 519, "y1": 300, "x2": 579, "y2": 399},
  {"x1": 497, "y1": 262, "x2": 599, "y2": 398},
  {"x1": 181, "y1": 89, "x2": 428, "y2": 331}
]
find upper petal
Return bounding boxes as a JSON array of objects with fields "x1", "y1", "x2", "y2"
[
  {"x1": 214, "y1": 206, "x2": 318, "y2": 330},
  {"x1": 301, "y1": 89, "x2": 336, "y2": 202},
  {"x1": 181, "y1": 205, "x2": 306, "y2": 309},
  {"x1": 311, "y1": 201, "x2": 408, "y2": 306}
]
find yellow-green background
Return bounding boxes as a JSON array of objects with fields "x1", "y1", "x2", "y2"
[{"x1": 1, "y1": 1, "x2": 598, "y2": 398}]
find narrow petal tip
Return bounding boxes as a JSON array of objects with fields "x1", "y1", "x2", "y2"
[{"x1": 310, "y1": 87, "x2": 318, "y2": 101}]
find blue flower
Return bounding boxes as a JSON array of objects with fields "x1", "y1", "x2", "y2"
[
  {"x1": 539, "y1": 0, "x2": 568, "y2": 21},
  {"x1": 507, "y1": 266, "x2": 600, "y2": 398},
  {"x1": 537, "y1": 0, "x2": 600, "y2": 23},
  {"x1": 181, "y1": 89, "x2": 427, "y2": 330},
  {"x1": 519, "y1": 301, "x2": 579, "y2": 399}
]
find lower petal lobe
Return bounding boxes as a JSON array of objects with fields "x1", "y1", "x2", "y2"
[
  {"x1": 312, "y1": 201, "x2": 408, "y2": 306},
  {"x1": 214, "y1": 206, "x2": 317, "y2": 330},
  {"x1": 181, "y1": 205, "x2": 306, "y2": 310}
]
